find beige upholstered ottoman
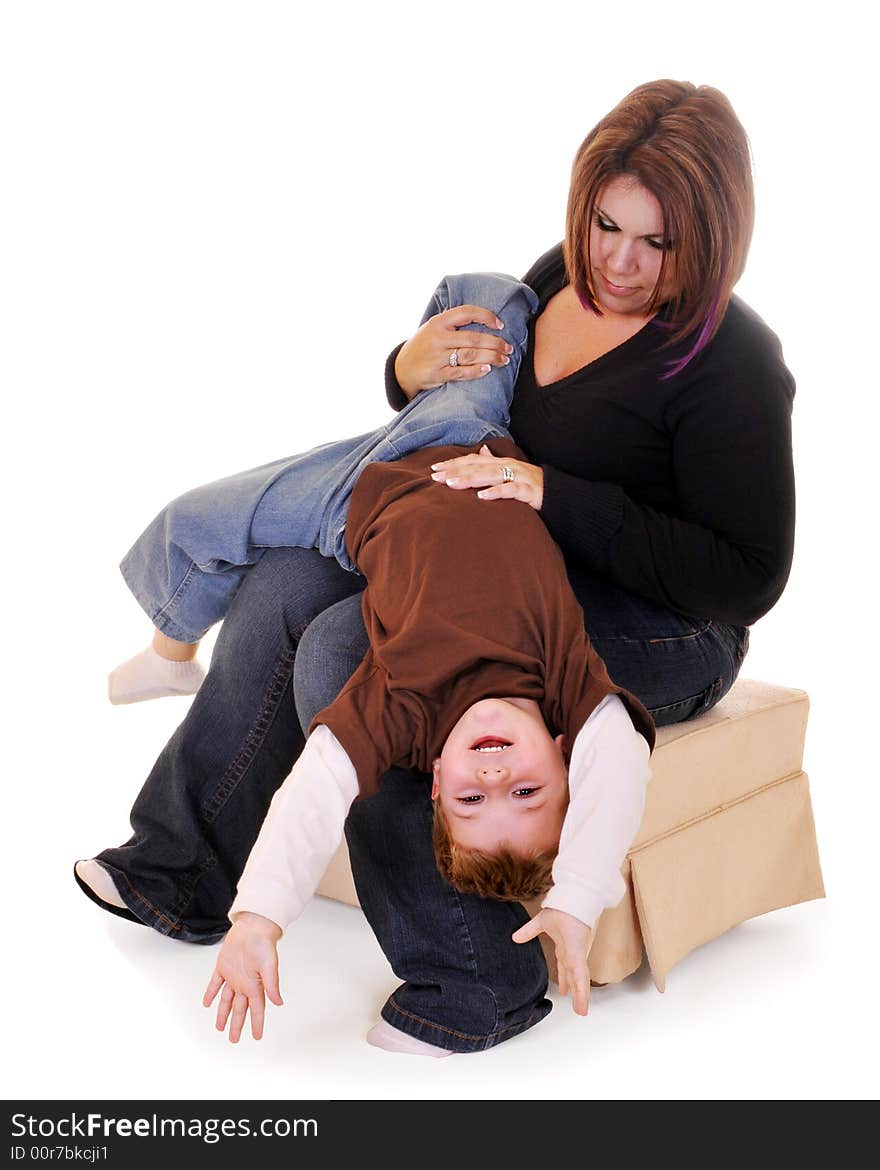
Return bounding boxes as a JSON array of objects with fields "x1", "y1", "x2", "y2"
[{"x1": 316, "y1": 678, "x2": 825, "y2": 992}]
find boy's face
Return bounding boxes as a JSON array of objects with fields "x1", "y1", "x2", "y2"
[{"x1": 432, "y1": 697, "x2": 568, "y2": 856}]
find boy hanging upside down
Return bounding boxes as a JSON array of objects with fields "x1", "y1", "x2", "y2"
[{"x1": 202, "y1": 438, "x2": 655, "y2": 1055}]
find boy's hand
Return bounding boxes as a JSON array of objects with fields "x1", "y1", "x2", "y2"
[
  {"x1": 202, "y1": 912, "x2": 284, "y2": 1043},
  {"x1": 512, "y1": 908, "x2": 593, "y2": 1016}
]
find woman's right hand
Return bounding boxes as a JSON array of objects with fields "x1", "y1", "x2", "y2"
[{"x1": 394, "y1": 304, "x2": 514, "y2": 401}]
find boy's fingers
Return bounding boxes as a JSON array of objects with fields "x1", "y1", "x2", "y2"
[
  {"x1": 262, "y1": 959, "x2": 284, "y2": 1007},
  {"x1": 572, "y1": 977, "x2": 591, "y2": 1017},
  {"x1": 228, "y1": 991, "x2": 249, "y2": 1044},
  {"x1": 512, "y1": 916, "x2": 542, "y2": 944},
  {"x1": 203, "y1": 969, "x2": 224, "y2": 1007},
  {"x1": 564, "y1": 951, "x2": 590, "y2": 1015},
  {"x1": 249, "y1": 991, "x2": 266, "y2": 1041},
  {"x1": 215, "y1": 985, "x2": 234, "y2": 1033},
  {"x1": 557, "y1": 961, "x2": 569, "y2": 998}
]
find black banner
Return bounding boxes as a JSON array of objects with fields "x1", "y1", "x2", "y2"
[{"x1": 3, "y1": 1102, "x2": 558, "y2": 1167}]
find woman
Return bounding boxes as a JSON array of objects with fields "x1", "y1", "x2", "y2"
[{"x1": 76, "y1": 80, "x2": 795, "y2": 1055}]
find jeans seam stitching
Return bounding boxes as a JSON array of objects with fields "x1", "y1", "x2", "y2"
[
  {"x1": 385, "y1": 994, "x2": 540, "y2": 1044},
  {"x1": 448, "y1": 890, "x2": 502, "y2": 1032},
  {"x1": 114, "y1": 869, "x2": 185, "y2": 934},
  {"x1": 154, "y1": 557, "x2": 199, "y2": 623},
  {"x1": 648, "y1": 675, "x2": 723, "y2": 717},
  {"x1": 603, "y1": 620, "x2": 713, "y2": 646},
  {"x1": 200, "y1": 647, "x2": 298, "y2": 824}
]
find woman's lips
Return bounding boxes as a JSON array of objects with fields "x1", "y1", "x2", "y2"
[{"x1": 600, "y1": 273, "x2": 638, "y2": 296}]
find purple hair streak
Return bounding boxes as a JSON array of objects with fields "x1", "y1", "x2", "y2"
[{"x1": 660, "y1": 284, "x2": 723, "y2": 380}]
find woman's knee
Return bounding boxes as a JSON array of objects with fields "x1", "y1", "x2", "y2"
[
  {"x1": 439, "y1": 272, "x2": 538, "y2": 346},
  {"x1": 293, "y1": 591, "x2": 369, "y2": 727},
  {"x1": 242, "y1": 548, "x2": 361, "y2": 635}
]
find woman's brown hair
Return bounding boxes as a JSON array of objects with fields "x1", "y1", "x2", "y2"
[{"x1": 565, "y1": 79, "x2": 754, "y2": 374}]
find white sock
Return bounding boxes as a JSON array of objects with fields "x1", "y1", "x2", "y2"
[
  {"x1": 366, "y1": 1019, "x2": 453, "y2": 1058},
  {"x1": 108, "y1": 644, "x2": 206, "y2": 705},
  {"x1": 75, "y1": 860, "x2": 127, "y2": 909}
]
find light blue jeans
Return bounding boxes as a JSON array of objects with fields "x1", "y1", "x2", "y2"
[{"x1": 120, "y1": 272, "x2": 538, "y2": 642}]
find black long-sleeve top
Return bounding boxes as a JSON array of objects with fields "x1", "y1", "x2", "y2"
[{"x1": 384, "y1": 243, "x2": 796, "y2": 626}]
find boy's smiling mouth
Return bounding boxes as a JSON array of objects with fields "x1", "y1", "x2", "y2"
[{"x1": 471, "y1": 737, "x2": 512, "y2": 753}]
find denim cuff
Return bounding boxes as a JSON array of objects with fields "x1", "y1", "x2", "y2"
[
  {"x1": 380, "y1": 991, "x2": 551, "y2": 1054},
  {"x1": 88, "y1": 858, "x2": 226, "y2": 946}
]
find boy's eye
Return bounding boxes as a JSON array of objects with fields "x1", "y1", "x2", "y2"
[{"x1": 513, "y1": 787, "x2": 538, "y2": 798}]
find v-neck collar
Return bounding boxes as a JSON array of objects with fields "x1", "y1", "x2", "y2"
[{"x1": 527, "y1": 271, "x2": 667, "y2": 391}]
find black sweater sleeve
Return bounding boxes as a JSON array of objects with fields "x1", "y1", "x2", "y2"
[
  {"x1": 539, "y1": 327, "x2": 796, "y2": 626},
  {"x1": 384, "y1": 342, "x2": 409, "y2": 412}
]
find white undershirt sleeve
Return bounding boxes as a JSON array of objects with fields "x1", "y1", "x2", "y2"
[
  {"x1": 228, "y1": 724, "x2": 360, "y2": 932},
  {"x1": 541, "y1": 694, "x2": 652, "y2": 930}
]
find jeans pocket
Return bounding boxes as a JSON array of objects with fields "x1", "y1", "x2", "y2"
[
  {"x1": 643, "y1": 618, "x2": 713, "y2": 645},
  {"x1": 649, "y1": 674, "x2": 725, "y2": 727}
]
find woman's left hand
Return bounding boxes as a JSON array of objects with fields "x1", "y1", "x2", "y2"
[{"x1": 430, "y1": 444, "x2": 544, "y2": 510}]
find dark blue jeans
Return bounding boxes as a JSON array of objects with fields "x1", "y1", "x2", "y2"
[{"x1": 85, "y1": 546, "x2": 747, "y2": 1052}]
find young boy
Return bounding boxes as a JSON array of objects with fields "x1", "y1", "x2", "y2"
[
  {"x1": 107, "y1": 271, "x2": 537, "y2": 704},
  {"x1": 202, "y1": 439, "x2": 654, "y2": 1053}
]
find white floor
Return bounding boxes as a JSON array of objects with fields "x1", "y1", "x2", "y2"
[
  {"x1": 36, "y1": 868, "x2": 840, "y2": 1101},
  {"x1": 3, "y1": 654, "x2": 872, "y2": 1102}
]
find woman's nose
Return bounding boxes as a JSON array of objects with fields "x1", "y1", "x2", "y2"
[{"x1": 607, "y1": 239, "x2": 637, "y2": 275}]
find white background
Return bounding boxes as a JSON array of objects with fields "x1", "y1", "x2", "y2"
[{"x1": 1, "y1": 0, "x2": 876, "y2": 1101}]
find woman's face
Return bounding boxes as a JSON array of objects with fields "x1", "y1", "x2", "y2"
[{"x1": 587, "y1": 175, "x2": 672, "y2": 316}]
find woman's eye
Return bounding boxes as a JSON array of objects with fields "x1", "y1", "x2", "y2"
[
  {"x1": 457, "y1": 795, "x2": 484, "y2": 804},
  {"x1": 596, "y1": 213, "x2": 670, "y2": 250}
]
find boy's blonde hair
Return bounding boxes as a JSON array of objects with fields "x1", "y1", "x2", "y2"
[{"x1": 432, "y1": 800, "x2": 556, "y2": 901}]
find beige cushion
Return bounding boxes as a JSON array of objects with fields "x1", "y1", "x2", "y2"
[{"x1": 316, "y1": 678, "x2": 825, "y2": 991}]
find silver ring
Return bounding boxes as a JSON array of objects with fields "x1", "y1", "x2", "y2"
[
  {"x1": 448, "y1": 349, "x2": 459, "y2": 368},
  {"x1": 501, "y1": 465, "x2": 516, "y2": 483}
]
